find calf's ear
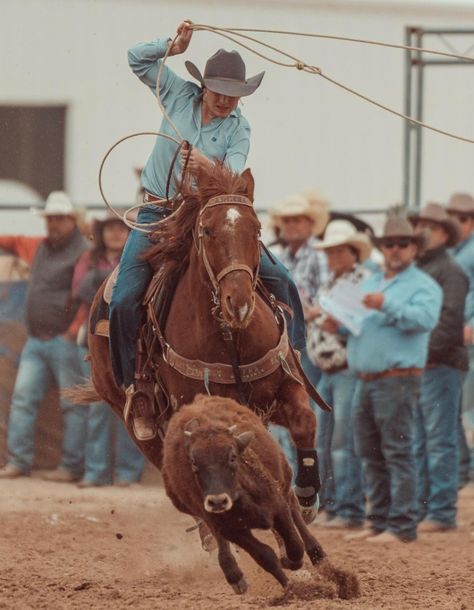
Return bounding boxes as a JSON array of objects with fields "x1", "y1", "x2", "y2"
[
  {"x1": 184, "y1": 418, "x2": 201, "y2": 434},
  {"x1": 236, "y1": 431, "x2": 255, "y2": 453}
]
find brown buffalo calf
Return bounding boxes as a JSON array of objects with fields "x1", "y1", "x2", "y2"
[{"x1": 162, "y1": 394, "x2": 325, "y2": 593}]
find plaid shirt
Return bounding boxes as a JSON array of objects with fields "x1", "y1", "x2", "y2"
[{"x1": 279, "y1": 237, "x2": 329, "y2": 307}]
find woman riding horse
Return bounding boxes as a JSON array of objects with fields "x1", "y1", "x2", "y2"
[{"x1": 110, "y1": 21, "x2": 308, "y2": 439}]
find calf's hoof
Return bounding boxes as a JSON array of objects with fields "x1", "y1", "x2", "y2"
[
  {"x1": 231, "y1": 576, "x2": 248, "y2": 594},
  {"x1": 281, "y1": 556, "x2": 304, "y2": 571}
]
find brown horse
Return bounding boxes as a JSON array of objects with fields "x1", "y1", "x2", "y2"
[{"x1": 86, "y1": 164, "x2": 322, "y2": 513}]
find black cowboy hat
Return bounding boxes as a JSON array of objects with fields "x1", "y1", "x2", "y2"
[{"x1": 185, "y1": 49, "x2": 265, "y2": 97}]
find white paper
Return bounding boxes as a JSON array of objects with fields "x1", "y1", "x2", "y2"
[{"x1": 319, "y1": 279, "x2": 370, "y2": 336}]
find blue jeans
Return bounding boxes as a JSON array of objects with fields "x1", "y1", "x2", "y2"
[
  {"x1": 269, "y1": 348, "x2": 321, "y2": 475},
  {"x1": 459, "y1": 345, "x2": 474, "y2": 482},
  {"x1": 414, "y1": 365, "x2": 465, "y2": 528},
  {"x1": 79, "y1": 350, "x2": 145, "y2": 485},
  {"x1": 354, "y1": 376, "x2": 420, "y2": 541},
  {"x1": 317, "y1": 369, "x2": 365, "y2": 523},
  {"x1": 6, "y1": 336, "x2": 87, "y2": 476},
  {"x1": 109, "y1": 206, "x2": 307, "y2": 387}
]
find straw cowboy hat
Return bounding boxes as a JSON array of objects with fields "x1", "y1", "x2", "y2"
[
  {"x1": 272, "y1": 194, "x2": 329, "y2": 237},
  {"x1": 408, "y1": 202, "x2": 461, "y2": 247},
  {"x1": 316, "y1": 220, "x2": 372, "y2": 261},
  {"x1": 374, "y1": 215, "x2": 426, "y2": 249},
  {"x1": 185, "y1": 49, "x2": 265, "y2": 97},
  {"x1": 33, "y1": 191, "x2": 79, "y2": 217},
  {"x1": 446, "y1": 192, "x2": 474, "y2": 217},
  {"x1": 302, "y1": 189, "x2": 330, "y2": 237}
]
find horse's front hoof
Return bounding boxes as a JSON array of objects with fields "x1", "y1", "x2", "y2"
[
  {"x1": 299, "y1": 493, "x2": 320, "y2": 524},
  {"x1": 301, "y1": 506, "x2": 317, "y2": 525},
  {"x1": 232, "y1": 576, "x2": 248, "y2": 594}
]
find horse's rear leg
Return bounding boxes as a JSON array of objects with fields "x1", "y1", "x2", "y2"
[{"x1": 276, "y1": 382, "x2": 320, "y2": 521}]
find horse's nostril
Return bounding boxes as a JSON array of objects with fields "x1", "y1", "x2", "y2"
[{"x1": 226, "y1": 295, "x2": 234, "y2": 315}]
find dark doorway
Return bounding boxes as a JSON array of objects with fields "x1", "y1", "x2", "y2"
[{"x1": 0, "y1": 105, "x2": 67, "y2": 200}]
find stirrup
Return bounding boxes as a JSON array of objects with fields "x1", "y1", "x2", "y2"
[{"x1": 123, "y1": 384, "x2": 157, "y2": 441}]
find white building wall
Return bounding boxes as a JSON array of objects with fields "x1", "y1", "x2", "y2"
[{"x1": 1, "y1": 0, "x2": 474, "y2": 223}]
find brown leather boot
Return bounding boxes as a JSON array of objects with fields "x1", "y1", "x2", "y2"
[{"x1": 123, "y1": 384, "x2": 157, "y2": 441}]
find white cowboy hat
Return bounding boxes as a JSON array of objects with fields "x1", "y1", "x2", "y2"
[
  {"x1": 33, "y1": 191, "x2": 78, "y2": 217},
  {"x1": 272, "y1": 194, "x2": 328, "y2": 237},
  {"x1": 316, "y1": 219, "x2": 372, "y2": 261}
]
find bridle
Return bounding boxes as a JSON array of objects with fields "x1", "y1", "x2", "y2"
[{"x1": 195, "y1": 194, "x2": 260, "y2": 306}]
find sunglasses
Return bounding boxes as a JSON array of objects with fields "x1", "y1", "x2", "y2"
[
  {"x1": 381, "y1": 238, "x2": 413, "y2": 249},
  {"x1": 447, "y1": 213, "x2": 471, "y2": 224}
]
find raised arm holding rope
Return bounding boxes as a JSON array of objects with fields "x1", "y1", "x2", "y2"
[{"x1": 109, "y1": 21, "x2": 309, "y2": 441}]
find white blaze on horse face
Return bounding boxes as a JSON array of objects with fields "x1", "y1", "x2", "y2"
[
  {"x1": 238, "y1": 304, "x2": 249, "y2": 322},
  {"x1": 224, "y1": 207, "x2": 241, "y2": 230}
]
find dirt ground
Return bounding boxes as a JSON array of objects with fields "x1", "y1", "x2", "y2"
[{"x1": 0, "y1": 476, "x2": 473, "y2": 610}]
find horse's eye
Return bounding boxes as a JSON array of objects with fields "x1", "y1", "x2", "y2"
[
  {"x1": 191, "y1": 459, "x2": 199, "y2": 473},
  {"x1": 229, "y1": 452, "x2": 238, "y2": 467},
  {"x1": 202, "y1": 226, "x2": 211, "y2": 237}
]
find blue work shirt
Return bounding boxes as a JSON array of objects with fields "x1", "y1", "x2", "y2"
[
  {"x1": 128, "y1": 39, "x2": 251, "y2": 198},
  {"x1": 347, "y1": 264, "x2": 442, "y2": 374},
  {"x1": 450, "y1": 233, "x2": 474, "y2": 327}
]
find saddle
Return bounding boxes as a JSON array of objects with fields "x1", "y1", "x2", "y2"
[{"x1": 91, "y1": 267, "x2": 331, "y2": 421}]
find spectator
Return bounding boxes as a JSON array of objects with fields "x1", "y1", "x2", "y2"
[
  {"x1": 309, "y1": 220, "x2": 372, "y2": 528},
  {"x1": 71, "y1": 215, "x2": 146, "y2": 487},
  {"x1": 446, "y1": 192, "x2": 474, "y2": 485},
  {"x1": 346, "y1": 216, "x2": 442, "y2": 543},
  {"x1": 268, "y1": 193, "x2": 329, "y2": 473},
  {"x1": 410, "y1": 203, "x2": 468, "y2": 532},
  {"x1": 0, "y1": 192, "x2": 88, "y2": 482}
]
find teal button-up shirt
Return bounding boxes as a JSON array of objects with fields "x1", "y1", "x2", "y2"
[
  {"x1": 347, "y1": 264, "x2": 442, "y2": 374},
  {"x1": 128, "y1": 39, "x2": 251, "y2": 198},
  {"x1": 450, "y1": 233, "x2": 474, "y2": 327}
]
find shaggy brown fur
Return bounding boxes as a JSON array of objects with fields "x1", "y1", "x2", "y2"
[{"x1": 162, "y1": 395, "x2": 325, "y2": 594}]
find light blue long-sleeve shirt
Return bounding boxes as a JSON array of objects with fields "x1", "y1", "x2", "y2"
[
  {"x1": 128, "y1": 39, "x2": 251, "y2": 198},
  {"x1": 450, "y1": 233, "x2": 474, "y2": 327},
  {"x1": 347, "y1": 264, "x2": 442, "y2": 374}
]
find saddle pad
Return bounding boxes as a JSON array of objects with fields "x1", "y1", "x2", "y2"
[{"x1": 103, "y1": 266, "x2": 119, "y2": 304}]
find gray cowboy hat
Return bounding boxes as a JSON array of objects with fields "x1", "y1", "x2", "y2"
[
  {"x1": 408, "y1": 202, "x2": 461, "y2": 247},
  {"x1": 373, "y1": 215, "x2": 426, "y2": 250},
  {"x1": 185, "y1": 49, "x2": 265, "y2": 97},
  {"x1": 446, "y1": 192, "x2": 474, "y2": 217}
]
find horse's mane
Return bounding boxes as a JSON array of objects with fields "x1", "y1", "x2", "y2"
[{"x1": 145, "y1": 164, "x2": 253, "y2": 277}]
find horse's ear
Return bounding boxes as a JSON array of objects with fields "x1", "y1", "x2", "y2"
[
  {"x1": 235, "y1": 430, "x2": 255, "y2": 454},
  {"x1": 241, "y1": 169, "x2": 255, "y2": 202}
]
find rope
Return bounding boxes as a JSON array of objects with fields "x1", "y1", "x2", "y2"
[
  {"x1": 189, "y1": 24, "x2": 474, "y2": 144},
  {"x1": 98, "y1": 131, "x2": 181, "y2": 233},
  {"x1": 201, "y1": 25, "x2": 474, "y2": 63},
  {"x1": 98, "y1": 23, "x2": 473, "y2": 226}
]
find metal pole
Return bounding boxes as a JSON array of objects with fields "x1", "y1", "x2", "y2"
[
  {"x1": 414, "y1": 28, "x2": 424, "y2": 211},
  {"x1": 403, "y1": 26, "x2": 413, "y2": 209}
]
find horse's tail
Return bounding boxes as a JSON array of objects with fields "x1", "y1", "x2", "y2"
[{"x1": 62, "y1": 380, "x2": 101, "y2": 404}]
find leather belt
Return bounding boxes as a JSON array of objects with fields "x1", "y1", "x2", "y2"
[
  {"x1": 323, "y1": 364, "x2": 348, "y2": 375},
  {"x1": 143, "y1": 191, "x2": 175, "y2": 210},
  {"x1": 358, "y1": 367, "x2": 423, "y2": 382}
]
